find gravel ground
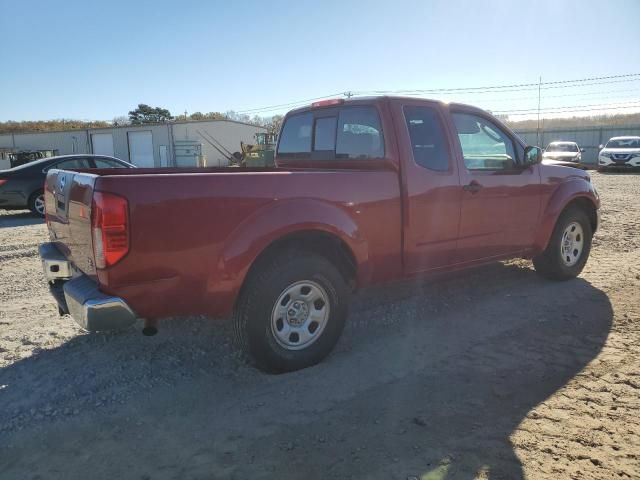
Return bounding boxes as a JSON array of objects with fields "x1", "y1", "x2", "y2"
[{"x1": 0, "y1": 172, "x2": 639, "y2": 479}]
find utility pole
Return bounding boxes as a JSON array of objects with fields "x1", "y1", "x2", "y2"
[
  {"x1": 344, "y1": 91, "x2": 353, "y2": 99},
  {"x1": 536, "y1": 76, "x2": 542, "y2": 146}
]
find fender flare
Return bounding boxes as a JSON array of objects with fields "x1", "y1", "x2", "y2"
[
  {"x1": 533, "y1": 179, "x2": 598, "y2": 254},
  {"x1": 207, "y1": 199, "x2": 369, "y2": 312}
]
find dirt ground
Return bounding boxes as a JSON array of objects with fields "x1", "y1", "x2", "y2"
[{"x1": 0, "y1": 172, "x2": 638, "y2": 480}]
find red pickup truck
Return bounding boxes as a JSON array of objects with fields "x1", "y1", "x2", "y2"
[{"x1": 39, "y1": 97, "x2": 600, "y2": 372}]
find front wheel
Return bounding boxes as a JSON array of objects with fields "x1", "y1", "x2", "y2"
[
  {"x1": 28, "y1": 190, "x2": 45, "y2": 217},
  {"x1": 533, "y1": 207, "x2": 593, "y2": 280},
  {"x1": 233, "y1": 250, "x2": 349, "y2": 373}
]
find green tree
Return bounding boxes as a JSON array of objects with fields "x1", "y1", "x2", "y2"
[{"x1": 128, "y1": 104, "x2": 174, "y2": 125}]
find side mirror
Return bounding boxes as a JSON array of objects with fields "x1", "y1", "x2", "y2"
[
  {"x1": 580, "y1": 148, "x2": 586, "y2": 153},
  {"x1": 598, "y1": 144, "x2": 604, "y2": 150},
  {"x1": 523, "y1": 145, "x2": 542, "y2": 166}
]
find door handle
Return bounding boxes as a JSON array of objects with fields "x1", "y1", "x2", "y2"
[{"x1": 463, "y1": 181, "x2": 483, "y2": 193}]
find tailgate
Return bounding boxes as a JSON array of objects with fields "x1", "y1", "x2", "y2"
[{"x1": 44, "y1": 169, "x2": 97, "y2": 277}]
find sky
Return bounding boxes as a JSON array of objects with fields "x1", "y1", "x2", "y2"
[{"x1": 1, "y1": 0, "x2": 639, "y2": 122}]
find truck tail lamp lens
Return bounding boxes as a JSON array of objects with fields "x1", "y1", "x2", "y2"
[{"x1": 91, "y1": 192, "x2": 129, "y2": 269}]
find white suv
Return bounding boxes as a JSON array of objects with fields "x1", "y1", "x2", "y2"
[
  {"x1": 543, "y1": 141, "x2": 583, "y2": 163},
  {"x1": 598, "y1": 136, "x2": 640, "y2": 170}
]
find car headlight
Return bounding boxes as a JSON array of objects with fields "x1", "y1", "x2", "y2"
[
  {"x1": 631, "y1": 153, "x2": 640, "y2": 158},
  {"x1": 600, "y1": 152, "x2": 612, "y2": 158}
]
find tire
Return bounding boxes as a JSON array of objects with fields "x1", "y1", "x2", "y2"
[
  {"x1": 233, "y1": 249, "x2": 350, "y2": 373},
  {"x1": 533, "y1": 207, "x2": 592, "y2": 280},
  {"x1": 28, "y1": 190, "x2": 45, "y2": 217}
]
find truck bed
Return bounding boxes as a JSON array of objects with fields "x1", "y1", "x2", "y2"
[{"x1": 44, "y1": 167, "x2": 402, "y2": 319}]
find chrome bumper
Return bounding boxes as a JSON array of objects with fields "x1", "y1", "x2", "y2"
[
  {"x1": 39, "y1": 242, "x2": 137, "y2": 331},
  {"x1": 39, "y1": 242, "x2": 72, "y2": 281}
]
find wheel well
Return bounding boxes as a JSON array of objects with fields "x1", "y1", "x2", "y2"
[
  {"x1": 564, "y1": 197, "x2": 598, "y2": 232},
  {"x1": 29, "y1": 189, "x2": 44, "y2": 201},
  {"x1": 246, "y1": 231, "x2": 358, "y2": 288}
]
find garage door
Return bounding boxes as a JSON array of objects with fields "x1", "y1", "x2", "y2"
[
  {"x1": 91, "y1": 133, "x2": 114, "y2": 157},
  {"x1": 127, "y1": 131, "x2": 154, "y2": 167}
]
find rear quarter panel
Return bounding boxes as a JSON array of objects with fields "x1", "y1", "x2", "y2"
[{"x1": 95, "y1": 169, "x2": 401, "y2": 319}]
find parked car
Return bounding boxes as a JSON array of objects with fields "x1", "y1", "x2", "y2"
[
  {"x1": 543, "y1": 141, "x2": 584, "y2": 163},
  {"x1": 38, "y1": 97, "x2": 600, "y2": 372},
  {"x1": 0, "y1": 154, "x2": 135, "y2": 216},
  {"x1": 598, "y1": 136, "x2": 640, "y2": 170}
]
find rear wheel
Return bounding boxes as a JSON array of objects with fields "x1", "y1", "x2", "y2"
[
  {"x1": 533, "y1": 207, "x2": 592, "y2": 280},
  {"x1": 233, "y1": 250, "x2": 349, "y2": 373},
  {"x1": 28, "y1": 190, "x2": 45, "y2": 217}
]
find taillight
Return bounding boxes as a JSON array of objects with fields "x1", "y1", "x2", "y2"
[
  {"x1": 0, "y1": 178, "x2": 8, "y2": 187},
  {"x1": 91, "y1": 192, "x2": 129, "y2": 269}
]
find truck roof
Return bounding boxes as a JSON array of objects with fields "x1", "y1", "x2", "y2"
[{"x1": 286, "y1": 95, "x2": 482, "y2": 116}]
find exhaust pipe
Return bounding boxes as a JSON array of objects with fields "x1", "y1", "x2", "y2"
[{"x1": 142, "y1": 319, "x2": 158, "y2": 336}]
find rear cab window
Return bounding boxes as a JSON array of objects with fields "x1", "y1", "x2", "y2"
[
  {"x1": 277, "y1": 113, "x2": 313, "y2": 158},
  {"x1": 277, "y1": 105, "x2": 385, "y2": 162}
]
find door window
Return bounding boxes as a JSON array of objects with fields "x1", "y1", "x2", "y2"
[
  {"x1": 452, "y1": 113, "x2": 517, "y2": 171},
  {"x1": 404, "y1": 106, "x2": 450, "y2": 171}
]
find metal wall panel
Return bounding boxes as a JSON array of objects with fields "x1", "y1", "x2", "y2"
[
  {"x1": 171, "y1": 120, "x2": 266, "y2": 167},
  {"x1": 11, "y1": 130, "x2": 91, "y2": 155},
  {"x1": 91, "y1": 133, "x2": 115, "y2": 157}
]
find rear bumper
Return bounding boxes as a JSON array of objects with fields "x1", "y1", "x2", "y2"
[{"x1": 39, "y1": 242, "x2": 137, "y2": 331}]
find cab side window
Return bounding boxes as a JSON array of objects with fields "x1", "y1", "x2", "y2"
[
  {"x1": 404, "y1": 106, "x2": 450, "y2": 171},
  {"x1": 452, "y1": 113, "x2": 517, "y2": 171}
]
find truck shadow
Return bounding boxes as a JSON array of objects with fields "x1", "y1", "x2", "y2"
[
  {"x1": 0, "y1": 263, "x2": 613, "y2": 480},
  {"x1": 0, "y1": 211, "x2": 44, "y2": 228}
]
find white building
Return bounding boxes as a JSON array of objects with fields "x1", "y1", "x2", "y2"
[{"x1": 0, "y1": 119, "x2": 267, "y2": 169}]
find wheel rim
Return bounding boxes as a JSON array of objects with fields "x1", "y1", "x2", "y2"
[
  {"x1": 560, "y1": 221, "x2": 584, "y2": 267},
  {"x1": 270, "y1": 280, "x2": 330, "y2": 351},
  {"x1": 34, "y1": 194, "x2": 45, "y2": 215}
]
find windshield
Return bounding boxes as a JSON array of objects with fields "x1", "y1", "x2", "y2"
[
  {"x1": 546, "y1": 143, "x2": 578, "y2": 152},
  {"x1": 605, "y1": 138, "x2": 640, "y2": 149}
]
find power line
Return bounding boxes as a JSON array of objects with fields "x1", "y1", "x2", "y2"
[
  {"x1": 504, "y1": 104, "x2": 640, "y2": 116},
  {"x1": 355, "y1": 77, "x2": 640, "y2": 97},
  {"x1": 233, "y1": 92, "x2": 347, "y2": 115},
  {"x1": 495, "y1": 100, "x2": 640, "y2": 114},
  {"x1": 352, "y1": 73, "x2": 640, "y2": 96},
  {"x1": 465, "y1": 87, "x2": 640, "y2": 103},
  {"x1": 226, "y1": 73, "x2": 640, "y2": 116}
]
